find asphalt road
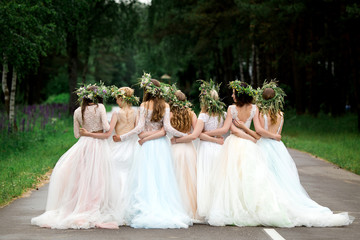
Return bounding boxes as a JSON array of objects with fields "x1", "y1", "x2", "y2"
[{"x1": 0, "y1": 148, "x2": 359, "y2": 240}]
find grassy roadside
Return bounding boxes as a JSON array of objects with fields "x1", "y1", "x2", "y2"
[
  {"x1": 282, "y1": 112, "x2": 360, "y2": 175},
  {"x1": 0, "y1": 118, "x2": 76, "y2": 207}
]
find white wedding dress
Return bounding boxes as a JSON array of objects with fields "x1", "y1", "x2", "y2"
[
  {"x1": 256, "y1": 114, "x2": 354, "y2": 227},
  {"x1": 31, "y1": 104, "x2": 120, "y2": 229},
  {"x1": 119, "y1": 106, "x2": 191, "y2": 229},
  {"x1": 196, "y1": 113, "x2": 225, "y2": 219},
  {"x1": 207, "y1": 105, "x2": 293, "y2": 227}
]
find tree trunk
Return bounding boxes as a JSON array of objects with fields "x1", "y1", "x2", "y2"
[
  {"x1": 82, "y1": 41, "x2": 91, "y2": 84},
  {"x1": 67, "y1": 31, "x2": 79, "y2": 114},
  {"x1": 9, "y1": 69, "x2": 17, "y2": 131},
  {"x1": 255, "y1": 46, "x2": 260, "y2": 88},
  {"x1": 2, "y1": 55, "x2": 10, "y2": 115},
  {"x1": 239, "y1": 55, "x2": 244, "y2": 82},
  {"x1": 250, "y1": 43, "x2": 255, "y2": 86}
]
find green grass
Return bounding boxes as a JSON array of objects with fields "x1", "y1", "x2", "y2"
[
  {"x1": 282, "y1": 111, "x2": 360, "y2": 175},
  {"x1": 0, "y1": 118, "x2": 76, "y2": 207}
]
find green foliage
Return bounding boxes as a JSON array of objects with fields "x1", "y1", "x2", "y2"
[
  {"x1": 44, "y1": 93, "x2": 70, "y2": 104},
  {"x1": 0, "y1": 0, "x2": 56, "y2": 73},
  {"x1": 0, "y1": 115, "x2": 75, "y2": 206},
  {"x1": 1, "y1": 0, "x2": 359, "y2": 130},
  {"x1": 282, "y1": 112, "x2": 360, "y2": 175}
]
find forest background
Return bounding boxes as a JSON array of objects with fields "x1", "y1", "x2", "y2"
[{"x1": 0, "y1": 0, "x2": 359, "y2": 205}]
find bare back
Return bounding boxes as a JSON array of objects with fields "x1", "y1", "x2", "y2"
[
  {"x1": 260, "y1": 112, "x2": 284, "y2": 135},
  {"x1": 234, "y1": 104, "x2": 256, "y2": 126},
  {"x1": 115, "y1": 108, "x2": 136, "y2": 135}
]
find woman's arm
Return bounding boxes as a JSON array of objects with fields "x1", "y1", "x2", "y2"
[
  {"x1": 73, "y1": 112, "x2": 81, "y2": 139},
  {"x1": 138, "y1": 128, "x2": 166, "y2": 145},
  {"x1": 253, "y1": 108, "x2": 281, "y2": 141},
  {"x1": 198, "y1": 133, "x2": 224, "y2": 145},
  {"x1": 80, "y1": 113, "x2": 117, "y2": 139},
  {"x1": 191, "y1": 111, "x2": 197, "y2": 130},
  {"x1": 100, "y1": 104, "x2": 110, "y2": 132},
  {"x1": 232, "y1": 119, "x2": 261, "y2": 140},
  {"x1": 163, "y1": 107, "x2": 187, "y2": 137},
  {"x1": 138, "y1": 130, "x2": 162, "y2": 139},
  {"x1": 230, "y1": 123, "x2": 257, "y2": 143},
  {"x1": 171, "y1": 119, "x2": 205, "y2": 143},
  {"x1": 203, "y1": 107, "x2": 232, "y2": 136}
]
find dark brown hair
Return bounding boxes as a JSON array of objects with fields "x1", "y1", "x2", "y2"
[
  {"x1": 262, "y1": 88, "x2": 275, "y2": 100},
  {"x1": 234, "y1": 83, "x2": 253, "y2": 107},
  {"x1": 143, "y1": 79, "x2": 165, "y2": 122},
  {"x1": 81, "y1": 86, "x2": 103, "y2": 123}
]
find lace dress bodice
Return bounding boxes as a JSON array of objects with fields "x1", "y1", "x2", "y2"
[
  {"x1": 198, "y1": 113, "x2": 225, "y2": 131},
  {"x1": 73, "y1": 104, "x2": 110, "y2": 138},
  {"x1": 120, "y1": 106, "x2": 187, "y2": 141},
  {"x1": 263, "y1": 114, "x2": 283, "y2": 134},
  {"x1": 230, "y1": 104, "x2": 256, "y2": 128}
]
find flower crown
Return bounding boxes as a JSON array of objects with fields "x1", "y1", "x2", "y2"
[
  {"x1": 229, "y1": 80, "x2": 256, "y2": 97},
  {"x1": 256, "y1": 79, "x2": 286, "y2": 115},
  {"x1": 75, "y1": 82, "x2": 109, "y2": 103},
  {"x1": 139, "y1": 72, "x2": 163, "y2": 97},
  {"x1": 198, "y1": 79, "x2": 226, "y2": 118},
  {"x1": 162, "y1": 83, "x2": 192, "y2": 109},
  {"x1": 109, "y1": 86, "x2": 140, "y2": 106}
]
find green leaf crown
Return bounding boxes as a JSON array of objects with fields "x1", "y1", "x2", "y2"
[
  {"x1": 198, "y1": 79, "x2": 226, "y2": 119},
  {"x1": 75, "y1": 81, "x2": 109, "y2": 103},
  {"x1": 255, "y1": 79, "x2": 286, "y2": 115},
  {"x1": 229, "y1": 80, "x2": 256, "y2": 97},
  {"x1": 139, "y1": 72, "x2": 163, "y2": 97},
  {"x1": 161, "y1": 83, "x2": 192, "y2": 109},
  {"x1": 109, "y1": 85, "x2": 140, "y2": 106}
]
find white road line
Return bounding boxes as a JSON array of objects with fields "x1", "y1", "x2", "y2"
[{"x1": 263, "y1": 228, "x2": 286, "y2": 240}]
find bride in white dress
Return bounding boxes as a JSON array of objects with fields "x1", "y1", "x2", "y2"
[
  {"x1": 171, "y1": 79, "x2": 225, "y2": 220},
  {"x1": 204, "y1": 81, "x2": 293, "y2": 227},
  {"x1": 114, "y1": 74, "x2": 191, "y2": 229},
  {"x1": 252, "y1": 81, "x2": 354, "y2": 227},
  {"x1": 164, "y1": 89, "x2": 198, "y2": 220},
  {"x1": 31, "y1": 84, "x2": 119, "y2": 229},
  {"x1": 79, "y1": 86, "x2": 149, "y2": 224}
]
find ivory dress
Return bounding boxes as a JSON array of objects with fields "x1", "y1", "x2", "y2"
[
  {"x1": 196, "y1": 112, "x2": 225, "y2": 218},
  {"x1": 31, "y1": 104, "x2": 119, "y2": 229},
  {"x1": 108, "y1": 108, "x2": 138, "y2": 222},
  {"x1": 120, "y1": 106, "x2": 191, "y2": 229},
  {"x1": 256, "y1": 114, "x2": 354, "y2": 227},
  {"x1": 170, "y1": 111, "x2": 198, "y2": 220},
  {"x1": 207, "y1": 105, "x2": 293, "y2": 227}
]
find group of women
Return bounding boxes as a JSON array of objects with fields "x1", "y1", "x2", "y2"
[{"x1": 31, "y1": 73, "x2": 354, "y2": 229}]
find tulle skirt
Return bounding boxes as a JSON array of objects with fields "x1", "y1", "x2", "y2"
[
  {"x1": 196, "y1": 140, "x2": 223, "y2": 218},
  {"x1": 31, "y1": 136, "x2": 120, "y2": 229},
  {"x1": 257, "y1": 138, "x2": 354, "y2": 227},
  {"x1": 171, "y1": 142, "x2": 198, "y2": 220},
  {"x1": 124, "y1": 137, "x2": 191, "y2": 229},
  {"x1": 207, "y1": 134, "x2": 293, "y2": 227},
  {"x1": 108, "y1": 135, "x2": 138, "y2": 223}
]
